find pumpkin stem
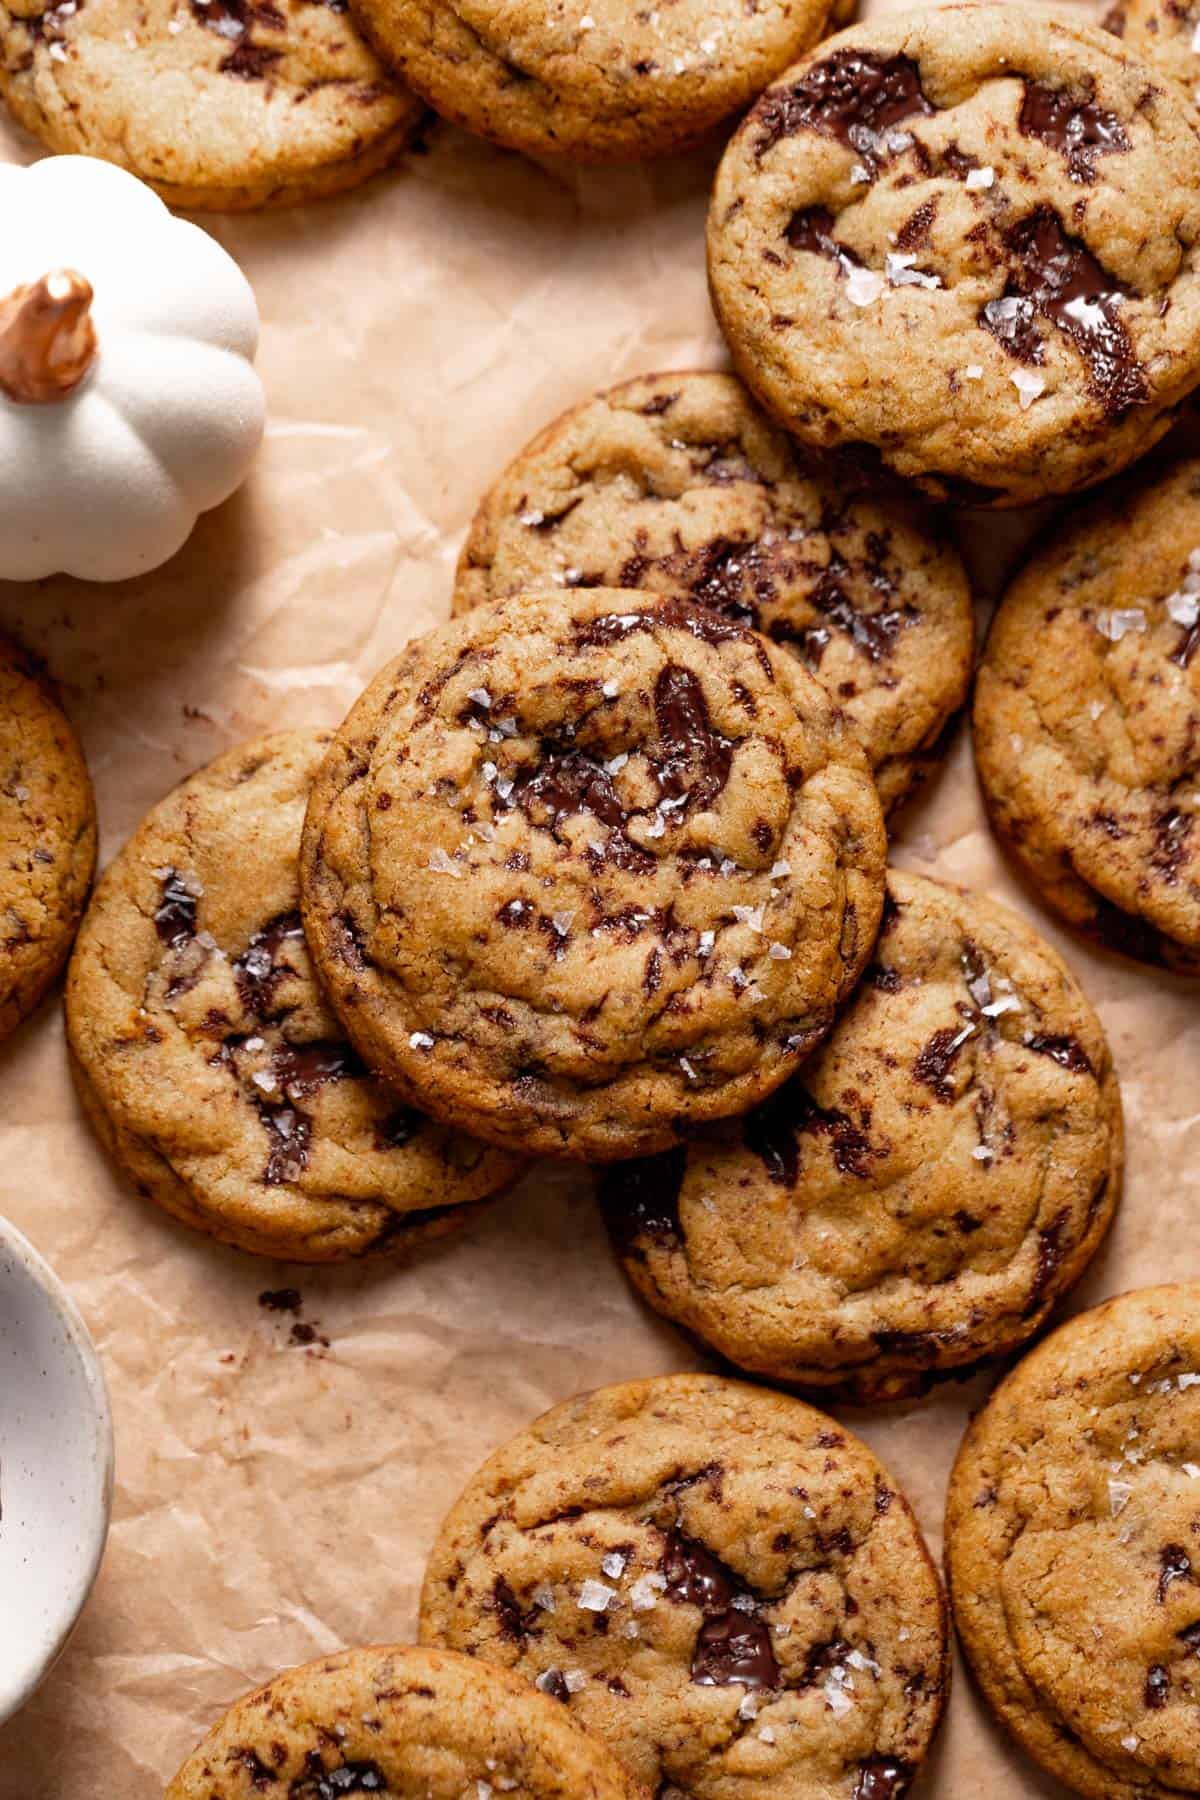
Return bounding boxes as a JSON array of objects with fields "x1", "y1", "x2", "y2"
[{"x1": 0, "y1": 269, "x2": 97, "y2": 405}]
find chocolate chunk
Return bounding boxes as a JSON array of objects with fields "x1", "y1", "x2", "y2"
[
  {"x1": 191, "y1": 0, "x2": 247, "y2": 37},
  {"x1": 853, "y1": 1756, "x2": 915, "y2": 1800},
  {"x1": 598, "y1": 1149, "x2": 687, "y2": 1250},
  {"x1": 1026, "y1": 1208, "x2": 1070, "y2": 1314},
  {"x1": 154, "y1": 869, "x2": 198, "y2": 946},
  {"x1": 1024, "y1": 1033, "x2": 1094, "y2": 1076},
  {"x1": 290, "y1": 1763, "x2": 387, "y2": 1799},
  {"x1": 514, "y1": 746, "x2": 627, "y2": 832},
  {"x1": 691, "y1": 1610, "x2": 779, "y2": 1689},
  {"x1": 492, "y1": 1576, "x2": 541, "y2": 1642},
  {"x1": 1153, "y1": 809, "x2": 1192, "y2": 884},
  {"x1": 1159, "y1": 1544, "x2": 1192, "y2": 1603},
  {"x1": 574, "y1": 595, "x2": 760, "y2": 659},
  {"x1": 1019, "y1": 81, "x2": 1129, "y2": 184},
  {"x1": 786, "y1": 205, "x2": 861, "y2": 279},
  {"x1": 1145, "y1": 1663, "x2": 1170, "y2": 1708},
  {"x1": 234, "y1": 1748, "x2": 277, "y2": 1789},
  {"x1": 912, "y1": 1025, "x2": 971, "y2": 1102},
  {"x1": 651, "y1": 664, "x2": 733, "y2": 812},
  {"x1": 221, "y1": 38, "x2": 281, "y2": 75},
  {"x1": 661, "y1": 1529, "x2": 741, "y2": 1611},
  {"x1": 234, "y1": 911, "x2": 305, "y2": 1017},
  {"x1": 274, "y1": 1039, "x2": 365, "y2": 1098},
  {"x1": 538, "y1": 1668, "x2": 571, "y2": 1702},
  {"x1": 980, "y1": 209, "x2": 1146, "y2": 416},
  {"x1": 754, "y1": 50, "x2": 933, "y2": 160},
  {"x1": 743, "y1": 1075, "x2": 874, "y2": 1182},
  {"x1": 258, "y1": 1101, "x2": 311, "y2": 1185}
]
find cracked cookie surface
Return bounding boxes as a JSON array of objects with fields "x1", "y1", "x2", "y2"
[
  {"x1": 974, "y1": 454, "x2": 1200, "y2": 974},
  {"x1": 454, "y1": 372, "x2": 975, "y2": 817},
  {"x1": 299, "y1": 589, "x2": 887, "y2": 1162},
  {"x1": 66, "y1": 730, "x2": 519, "y2": 1262},
  {"x1": 419, "y1": 1372, "x2": 949, "y2": 1800},
  {"x1": 0, "y1": 632, "x2": 95, "y2": 1045},
  {"x1": 349, "y1": 0, "x2": 833, "y2": 161},
  {"x1": 601, "y1": 869, "x2": 1122, "y2": 1401},
  {"x1": 707, "y1": 5, "x2": 1200, "y2": 507},
  {"x1": 166, "y1": 1643, "x2": 646, "y2": 1799},
  {"x1": 947, "y1": 1283, "x2": 1200, "y2": 1800},
  {"x1": 0, "y1": 0, "x2": 423, "y2": 209}
]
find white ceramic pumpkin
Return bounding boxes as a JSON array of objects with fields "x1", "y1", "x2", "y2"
[{"x1": 0, "y1": 155, "x2": 266, "y2": 583}]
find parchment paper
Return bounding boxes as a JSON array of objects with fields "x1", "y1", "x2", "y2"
[{"x1": 0, "y1": 10, "x2": 1196, "y2": 1789}]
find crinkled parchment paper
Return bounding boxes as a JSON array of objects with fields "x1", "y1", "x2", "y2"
[{"x1": 0, "y1": 6, "x2": 1196, "y2": 1790}]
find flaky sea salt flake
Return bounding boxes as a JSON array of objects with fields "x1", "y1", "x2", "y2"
[
  {"x1": 578, "y1": 1580, "x2": 616, "y2": 1612},
  {"x1": 1108, "y1": 1478, "x2": 1133, "y2": 1517},
  {"x1": 1096, "y1": 608, "x2": 1147, "y2": 642},
  {"x1": 846, "y1": 267, "x2": 884, "y2": 307},
  {"x1": 1010, "y1": 369, "x2": 1045, "y2": 410},
  {"x1": 966, "y1": 165, "x2": 995, "y2": 189},
  {"x1": 631, "y1": 1572, "x2": 667, "y2": 1611}
]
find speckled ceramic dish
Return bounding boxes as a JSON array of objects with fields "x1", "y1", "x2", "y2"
[{"x1": 0, "y1": 1217, "x2": 113, "y2": 1724}]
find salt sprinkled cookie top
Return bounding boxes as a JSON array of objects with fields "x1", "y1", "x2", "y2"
[
  {"x1": 300, "y1": 589, "x2": 886, "y2": 1161},
  {"x1": 948, "y1": 1284, "x2": 1200, "y2": 1800},
  {"x1": 66, "y1": 731, "x2": 519, "y2": 1262},
  {"x1": 455, "y1": 371, "x2": 975, "y2": 815},
  {"x1": 602, "y1": 869, "x2": 1123, "y2": 1400},
  {"x1": 420, "y1": 1373, "x2": 949, "y2": 1800},
  {"x1": 0, "y1": 0, "x2": 423, "y2": 208},
  {"x1": 165, "y1": 1644, "x2": 646, "y2": 1799},
  {"x1": 347, "y1": 0, "x2": 835, "y2": 161},
  {"x1": 708, "y1": 5, "x2": 1200, "y2": 506},
  {"x1": 974, "y1": 454, "x2": 1200, "y2": 974}
]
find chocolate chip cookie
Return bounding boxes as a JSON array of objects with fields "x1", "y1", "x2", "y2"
[
  {"x1": 419, "y1": 1372, "x2": 949, "y2": 1800},
  {"x1": 454, "y1": 372, "x2": 974, "y2": 817},
  {"x1": 707, "y1": 7, "x2": 1200, "y2": 507},
  {"x1": 1109, "y1": 0, "x2": 1200, "y2": 108},
  {"x1": 974, "y1": 455, "x2": 1200, "y2": 975},
  {"x1": 0, "y1": 0, "x2": 424, "y2": 210},
  {"x1": 66, "y1": 731, "x2": 520, "y2": 1262},
  {"x1": 947, "y1": 1283, "x2": 1200, "y2": 1800},
  {"x1": 349, "y1": 0, "x2": 834, "y2": 161},
  {"x1": 166, "y1": 1643, "x2": 646, "y2": 1799},
  {"x1": 0, "y1": 633, "x2": 95, "y2": 1046},
  {"x1": 300, "y1": 590, "x2": 887, "y2": 1163},
  {"x1": 602, "y1": 869, "x2": 1122, "y2": 1401}
]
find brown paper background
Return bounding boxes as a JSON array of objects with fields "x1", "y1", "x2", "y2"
[{"x1": 0, "y1": 6, "x2": 1196, "y2": 1788}]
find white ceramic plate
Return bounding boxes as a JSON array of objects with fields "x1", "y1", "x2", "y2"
[{"x1": 0, "y1": 1218, "x2": 113, "y2": 1724}]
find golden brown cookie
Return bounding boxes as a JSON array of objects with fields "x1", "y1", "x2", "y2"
[
  {"x1": 420, "y1": 1372, "x2": 950, "y2": 1800},
  {"x1": 455, "y1": 372, "x2": 975, "y2": 817},
  {"x1": 974, "y1": 455, "x2": 1200, "y2": 975},
  {"x1": 602, "y1": 869, "x2": 1122, "y2": 1401},
  {"x1": 349, "y1": 0, "x2": 834, "y2": 162},
  {"x1": 947, "y1": 1283, "x2": 1200, "y2": 1800},
  {"x1": 0, "y1": 0, "x2": 424, "y2": 210},
  {"x1": 166, "y1": 1644, "x2": 647, "y2": 1799},
  {"x1": 707, "y1": 7, "x2": 1200, "y2": 507},
  {"x1": 300, "y1": 590, "x2": 887, "y2": 1163},
  {"x1": 0, "y1": 632, "x2": 95, "y2": 1045},
  {"x1": 1108, "y1": 0, "x2": 1200, "y2": 108},
  {"x1": 66, "y1": 731, "x2": 520, "y2": 1262}
]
